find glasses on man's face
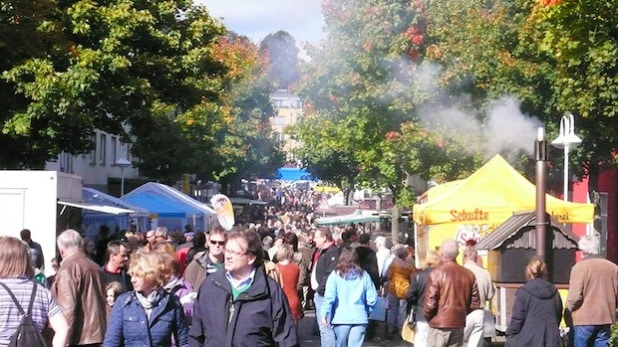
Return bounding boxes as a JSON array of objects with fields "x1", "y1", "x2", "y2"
[
  {"x1": 210, "y1": 240, "x2": 225, "y2": 246},
  {"x1": 224, "y1": 248, "x2": 247, "y2": 257}
]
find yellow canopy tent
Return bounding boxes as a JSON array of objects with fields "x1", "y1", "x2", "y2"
[{"x1": 412, "y1": 155, "x2": 594, "y2": 265}]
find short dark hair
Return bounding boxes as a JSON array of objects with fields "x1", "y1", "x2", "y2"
[
  {"x1": 358, "y1": 233, "x2": 371, "y2": 245},
  {"x1": 106, "y1": 240, "x2": 129, "y2": 260},
  {"x1": 284, "y1": 232, "x2": 299, "y2": 252},
  {"x1": 193, "y1": 232, "x2": 206, "y2": 247},
  {"x1": 228, "y1": 230, "x2": 264, "y2": 267},
  {"x1": 19, "y1": 229, "x2": 31, "y2": 241}
]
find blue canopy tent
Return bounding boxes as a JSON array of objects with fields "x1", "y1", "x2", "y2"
[
  {"x1": 121, "y1": 182, "x2": 215, "y2": 232},
  {"x1": 81, "y1": 188, "x2": 150, "y2": 239},
  {"x1": 276, "y1": 167, "x2": 314, "y2": 181}
]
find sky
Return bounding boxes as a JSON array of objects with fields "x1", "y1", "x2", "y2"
[{"x1": 194, "y1": 0, "x2": 325, "y2": 45}]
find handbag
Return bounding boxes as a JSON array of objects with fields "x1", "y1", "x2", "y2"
[
  {"x1": 406, "y1": 306, "x2": 416, "y2": 327},
  {"x1": 369, "y1": 296, "x2": 387, "y2": 321}
]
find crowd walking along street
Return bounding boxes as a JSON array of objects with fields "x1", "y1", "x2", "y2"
[{"x1": 2, "y1": 1, "x2": 618, "y2": 346}]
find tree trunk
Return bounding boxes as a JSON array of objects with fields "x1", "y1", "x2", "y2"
[{"x1": 392, "y1": 205, "x2": 400, "y2": 244}]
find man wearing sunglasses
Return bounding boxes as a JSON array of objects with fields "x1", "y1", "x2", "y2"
[{"x1": 184, "y1": 226, "x2": 227, "y2": 290}]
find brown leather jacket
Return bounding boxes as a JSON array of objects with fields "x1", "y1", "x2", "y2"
[
  {"x1": 424, "y1": 259, "x2": 481, "y2": 329},
  {"x1": 51, "y1": 250, "x2": 107, "y2": 345}
]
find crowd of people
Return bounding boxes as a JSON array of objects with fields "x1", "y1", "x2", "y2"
[{"x1": 0, "y1": 214, "x2": 616, "y2": 347}]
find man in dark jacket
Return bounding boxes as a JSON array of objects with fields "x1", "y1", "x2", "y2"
[
  {"x1": 189, "y1": 230, "x2": 298, "y2": 347},
  {"x1": 310, "y1": 227, "x2": 340, "y2": 347},
  {"x1": 424, "y1": 239, "x2": 480, "y2": 347},
  {"x1": 102, "y1": 240, "x2": 133, "y2": 292},
  {"x1": 355, "y1": 233, "x2": 380, "y2": 340}
]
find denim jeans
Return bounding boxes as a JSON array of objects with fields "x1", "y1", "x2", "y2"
[
  {"x1": 573, "y1": 325, "x2": 610, "y2": 347},
  {"x1": 314, "y1": 293, "x2": 336, "y2": 347},
  {"x1": 333, "y1": 324, "x2": 367, "y2": 347},
  {"x1": 386, "y1": 294, "x2": 407, "y2": 329}
]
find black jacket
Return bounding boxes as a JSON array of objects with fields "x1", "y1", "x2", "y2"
[
  {"x1": 188, "y1": 266, "x2": 299, "y2": 347},
  {"x1": 355, "y1": 246, "x2": 380, "y2": 289},
  {"x1": 505, "y1": 278, "x2": 563, "y2": 347},
  {"x1": 314, "y1": 244, "x2": 340, "y2": 296},
  {"x1": 406, "y1": 266, "x2": 433, "y2": 319}
]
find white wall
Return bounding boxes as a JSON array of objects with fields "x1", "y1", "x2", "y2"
[{"x1": 0, "y1": 171, "x2": 80, "y2": 274}]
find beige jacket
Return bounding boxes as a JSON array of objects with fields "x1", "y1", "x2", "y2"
[{"x1": 566, "y1": 256, "x2": 618, "y2": 325}]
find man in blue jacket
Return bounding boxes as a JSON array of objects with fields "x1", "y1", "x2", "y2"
[{"x1": 189, "y1": 229, "x2": 299, "y2": 347}]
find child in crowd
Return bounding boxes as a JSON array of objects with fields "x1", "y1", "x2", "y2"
[{"x1": 106, "y1": 281, "x2": 124, "y2": 318}]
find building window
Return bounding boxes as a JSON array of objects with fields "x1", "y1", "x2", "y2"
[
  {"x1": 99, "y1": 133, "x2": 107, "y2": 165},
  {"x1": 111, "y1": 136, "x2": 118, "y2": 164},
  {"x1": 89, "y1": 134, "x2": 96, "y2": 165}
]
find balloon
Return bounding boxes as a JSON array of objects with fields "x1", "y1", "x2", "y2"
[{"x1": 210, "y1": 194, "x2": 234, "y2": 230}]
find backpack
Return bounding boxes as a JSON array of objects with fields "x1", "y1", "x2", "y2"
[{"x1": 0, "y1": 281, "x2": 49, "y2": 347}]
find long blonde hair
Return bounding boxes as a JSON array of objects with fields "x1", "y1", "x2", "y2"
[{"x1": 0, "y1": 236, "x2": 35, "y2": 278}]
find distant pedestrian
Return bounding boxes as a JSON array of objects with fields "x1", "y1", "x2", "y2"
[
  {"x1": 311, "y1": 227, "x2": 341, "y2": 347},
  {"x1": 374, "y1": 236, "x2": 391, "y2": 278},
  {"x1": 424, "y1": 239, "x2": 480, "y2": 347},
  {"x1": 320, "y1": 247, "x2": 378, "y2": 347},
  {"x1": 386, "y1": 244, "x2": 415, "y2": 338},
  {"x1": 52, "y1": 229, "x2": 108, "y2": 346},
  {"x1": 104, "y1": 248, "x2": 189, "y2": 346},
  {"x1": 506, "y1": 256, "x2": 563, "y2": 347},
  {"x1": 183, "y1": 227, "x2": 226, "y2": 290},
  {"x1": 463, "y1": 246, "x2": 495, "y2": 347},
  {"x1": 20, "y1": 228, "x2": 44, "y2": 271},
  {"x1": 565, "y1": 235, "x2": 618, "y2": 347},
  {"x1": 102, "y1": 240, "x2": 133, "y2": 293},
  {"x1": 0, "y1": 236, "x2": 69, "y2": 347},
  {"x1": 276, "y1": 245, "x2": 303, "y2": 322},
  {"x1": 407, "y1": 250, "x2": 441, "y2": 347}
]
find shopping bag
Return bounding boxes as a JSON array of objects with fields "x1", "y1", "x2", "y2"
[
  {"x1": 369, "y1": 297, "x2": 387, "y2": 321},
  {"x1": 401, "y1": 321, "x2": 416, "y2": 343}
]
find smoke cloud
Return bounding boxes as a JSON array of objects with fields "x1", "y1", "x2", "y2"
[{"x1": 414, "y1": 62, "x2": 543, "y2": 158}]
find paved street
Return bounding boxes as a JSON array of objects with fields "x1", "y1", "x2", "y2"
[
  {"x1": 298, "y1": 310, "x2": 507, "y2": 346},
  {"x1": 298, "y1": 310, "x2": 413, "y2": 347}
]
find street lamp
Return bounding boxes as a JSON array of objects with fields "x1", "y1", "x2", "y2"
[
  {"x1": 115, "y1": 156, "x2": 131, "y2": 197},
  {"x1": 551, "y1": 112, "x2": 582, "y2": 201}
]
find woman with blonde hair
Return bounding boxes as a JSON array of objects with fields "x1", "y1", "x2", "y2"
[
  {"x1": 406, "y1": 250, "x2": 441, "y2": 347},
  {"x1": 0, "y1": 236, "x2": 69, "y2": 347},
  {"x1": 505, "y1": 256, "x2": 563, "y2": 347},
  {"x1": 104, "y1": 248, "x2": 188, "y2": 346}
]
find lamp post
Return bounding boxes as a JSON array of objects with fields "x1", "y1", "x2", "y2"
[
  {"x1": 535, "y1": 127, "x2": 548, "y2": 261},
  {"x1": 551, "y1": 112, "x2": 582, "y2": 201},
  {"x1": 115, "y1": 156, "x2": 131, "y2": 197}
]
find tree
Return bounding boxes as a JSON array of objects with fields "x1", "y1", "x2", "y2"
[
  {"x1": 206, "y1": 34, "x2": 285, "y2": 194},
  {"x1": 259, "y1": 31, "x2": 300, "y2": 89},
  {"x1": 2, "y1": 1, "x2": 228, "y2": 177},
  {"x1": 530, "y1": 0, "x2": 618, "y2": 192}
]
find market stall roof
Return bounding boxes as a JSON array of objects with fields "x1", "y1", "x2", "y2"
[
  {"x1": 121, "y1": 182, "x2": 215, "y2": 218},
  {"x1": 82, "y1": 188, "x2": 149, "y2": 217},
  {"x1": 413, "y1": 155, "x2": 594, "y2": 226},
  {"x1": 58, "y1": 200, "x2": 136, "y2": 215},
  {"x1": 475, "y1": 211, "x2": 579, "y2": 250},
  {"x1": 276, "y1": 167, "x2": 314, "y2": 181},
  {"x1": 315, "y1": 210, "x2": 381, "y2": 226}
]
